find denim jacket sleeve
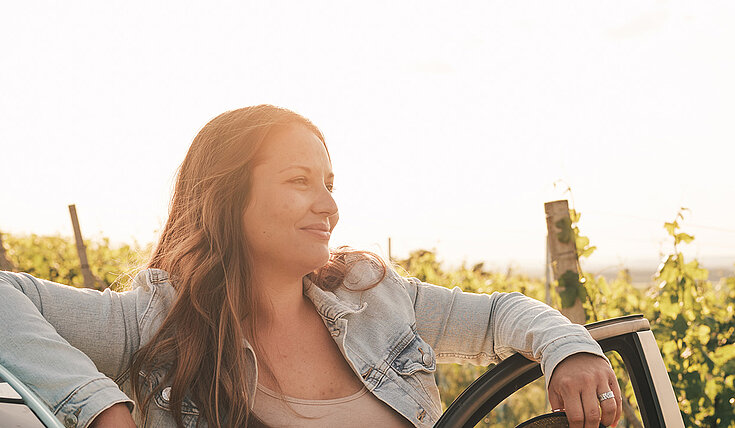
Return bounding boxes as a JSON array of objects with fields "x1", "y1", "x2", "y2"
[
  {"x1": 397, "y1": 273, "x2": 609, "y2": 388},
  {"x1": 0, "y1": 270, "x2": 152, "y2": 428}
]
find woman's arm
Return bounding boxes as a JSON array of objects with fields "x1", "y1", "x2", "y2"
[
  {"x1": 399, "y1": 276, "x2": 605, "y2": 375},
  {"x1": 399, "y1": 274, "x2": 621, "y2": 428},
  {"x1": 0, "y1": 271, "x2": 145, "y2": 427},
  {"x1": 89, "y1": 403, "x2": 136, "y2": 428}
]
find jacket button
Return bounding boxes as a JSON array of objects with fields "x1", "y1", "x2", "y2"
[
  {"x1": 63, "y1": 413, "x2": 78, "y2": 428},
  {"x1": 161, "y1": 386, "x2": 171, "y2": 401},
  {"x1": 418, "y1": 347, "x2": 433, "y2": 366}
]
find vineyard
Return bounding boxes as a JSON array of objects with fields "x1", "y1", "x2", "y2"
[{"x1": 1, "y1": 211, "x2": 734, "y2": 427}]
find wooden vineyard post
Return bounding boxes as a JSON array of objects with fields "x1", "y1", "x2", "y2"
[
  {"x1": 544, "y1": 200, "x2": 585, "y2": 324},
  {"x1": 68, "y1": 204, "x2": 100, "y2": 290},
  {"x1": 0, "y1": 232, "x2": 16, "y2": 271},
  {"x1": 544, "y1": 233, "x2": 552, "y2": 306}
]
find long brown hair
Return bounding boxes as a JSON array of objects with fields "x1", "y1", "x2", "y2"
[{"x1": 129, "y1": 105, "x2": 384, "y2": 427}]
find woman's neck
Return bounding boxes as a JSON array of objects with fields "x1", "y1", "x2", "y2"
[{"x1": 252, "y1": 268, "x2": 312, "y2": 328}]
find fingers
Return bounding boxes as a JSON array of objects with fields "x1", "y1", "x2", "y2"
[
  {"x1": 554, "y1": 378, "x2": 617, "y2": 428},
  {"x1": 610, "y1": 377, "x2": 623, "y2": 427},
  {"x1": 555, "y1": 389, "x2": 604, "y2": 428},
  {"x1": 563, "y1": 392, "x2": 585, "y2": 428},
  {"x1": 547, "y1": 353, "x2": 623, "y2": 427},
  {"x1": 548, "y1": 390, "x2": 565, "y2": 413},
  {"x1": 582, "y1": 388, "x2": 602, "y2": 428},
  {"x1": 598, "y1": 385, "x2": 617, "y2": 427}
]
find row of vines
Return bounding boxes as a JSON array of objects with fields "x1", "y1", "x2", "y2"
[
  {"x1": 393, "y1": 210, "x2": 734, "y2": 428},
  {"x1": 1, "y1": 210, "x2": 734, "y2": 427}
]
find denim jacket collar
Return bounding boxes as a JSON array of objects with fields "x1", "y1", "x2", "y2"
[{"x1": 302, "y1": 276, "x2": 368, "y2": 323}]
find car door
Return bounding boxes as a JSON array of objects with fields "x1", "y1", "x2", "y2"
[
  {"x1": 0, "y1": 363, "x2": 64, "y2": 428},
  {"x1": 435, "y1": 314, "x2": 684, "y2": 428}
]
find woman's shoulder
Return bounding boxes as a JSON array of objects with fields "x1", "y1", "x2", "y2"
[
  {"x1": 129, "y1": 268, "x2": 175, "y2": 293},
  {"x1": 129, "y1": 268, "x2": 178, "y2": 304},
  {"x1": 339, "y1": 252, "x2": 406, "y2": 292},
  {"x1": 128, "y1": 268, "x2": 178, "y2": 340}
]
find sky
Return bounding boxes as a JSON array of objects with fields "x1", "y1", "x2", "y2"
[{"x1": 1, "y1": 1, "x2": 734, "y2": 276}]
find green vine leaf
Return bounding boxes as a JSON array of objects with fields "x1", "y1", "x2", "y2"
[
  {"x1": 569, "y1": 209, "x2": 581, "y2": 224},
  {"x1": 675, "y1": 233, "x2": 695, "y2": 245},
  {"x1": 555, "y1": 217, "x2": 573, "y2": 244},
  {"x1": 558, "y1": 269, "x2": 582, "y2": 308},
  {"x1": 664, "y1": 221, "x2": 678, "y2": 236}
]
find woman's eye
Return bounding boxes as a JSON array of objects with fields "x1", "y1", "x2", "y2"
[
  {"x1": 289, "y1": 177, "x2": 334, "y2": 192},
  {"x1": 291, "y1": 177, "x2": 308, "y2": 185}
]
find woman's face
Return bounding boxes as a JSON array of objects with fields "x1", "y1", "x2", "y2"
[{"x1": 242, "y1": 124, "x2": 338, "y2": 276}]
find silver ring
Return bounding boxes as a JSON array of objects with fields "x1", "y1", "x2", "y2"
[{"x1": 598, "y1": 391, "x2": 615, "y2": 402}]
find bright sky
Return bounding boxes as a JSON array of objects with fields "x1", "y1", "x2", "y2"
[{"x1": 2, "y1": 1, "x2": 734, "y2": 274}]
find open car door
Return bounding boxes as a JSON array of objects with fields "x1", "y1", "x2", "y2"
[
  {"x1": 435, "y1": 314, "x2": 684, "y2": 428},
  {"x1": 0, "y1": 363, "x2": 64, "y2": 428}
]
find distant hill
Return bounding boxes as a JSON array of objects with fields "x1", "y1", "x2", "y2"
[{"x1": 506, "y1": 256, "x2": 733, "y2": 289}]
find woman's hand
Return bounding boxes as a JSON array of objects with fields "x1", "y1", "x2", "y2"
[
  {"x1": 547, "y1": 353, "x2": 622, "y2": 428},
  {"x1": 90, "y1": 403, "x2": 136, "y2": 428}
]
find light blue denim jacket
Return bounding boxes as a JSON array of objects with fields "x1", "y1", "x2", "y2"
[{"x1": 0, "y1": 259, "x2": 607, "y2": 428}]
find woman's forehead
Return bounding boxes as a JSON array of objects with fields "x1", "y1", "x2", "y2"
[{"x1": 257, "y1": 125, "x2": 332, "y2": 171}]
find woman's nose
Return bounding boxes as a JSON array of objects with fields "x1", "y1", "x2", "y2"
[{"x1": 313, "y1": 186, "x2": 338, "y2": 216}]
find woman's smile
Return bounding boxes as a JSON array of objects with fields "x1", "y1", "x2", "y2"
[{"x1": 300, "y1": 222, "x2": 332, "y2": 240}]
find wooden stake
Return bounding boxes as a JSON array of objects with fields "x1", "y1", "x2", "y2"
[
  {"x1": 544, "y1": 200, "x2": 585, "y2": 324},
  {"x1": 0, "y1": 232, "x2": 16, "y2": 271},
  {"x1": 545, "y1": 233, "x2": 552, "y2": 306},
  {"x1": 68, "y1": 204, "x2": 98, "y2": 289},
  {"x1": 388, "y1": 237, "x2": 392, "y2": 262}
]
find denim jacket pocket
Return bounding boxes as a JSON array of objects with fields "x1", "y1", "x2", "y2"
[
  {"x1": 142, "y1": 369, "x2": 201, "y2": 428},
  {"x1": 391, "y1": 331, "x2": 437, "y2": 376},
  {"x1": 389, "y1": 329, "x2": 439, "y2": 411}
]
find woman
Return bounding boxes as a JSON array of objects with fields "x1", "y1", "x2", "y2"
[{"x1": 0, "y1": 105, "x2": 621, "y2": 428}]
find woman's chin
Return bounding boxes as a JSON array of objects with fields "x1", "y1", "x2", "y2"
[
  {"x1": 314, "y1": 250, "x2": 332, "y2": 269},
  {"x1": 299, "y1": 248, "x2": 332, "y2": 274}
]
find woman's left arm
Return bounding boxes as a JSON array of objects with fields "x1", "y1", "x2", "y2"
[{"x1": 399, "y1": 275, "x2": 622, "y2": 428}]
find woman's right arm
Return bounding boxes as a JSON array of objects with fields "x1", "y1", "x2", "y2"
[{"x1": 0, "y1": 271, "x2": 145, "y2": 428}]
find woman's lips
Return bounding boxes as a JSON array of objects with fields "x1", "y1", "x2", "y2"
[{"x1": 300, "y1": 228, "x2": 331, "y2": 240}]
